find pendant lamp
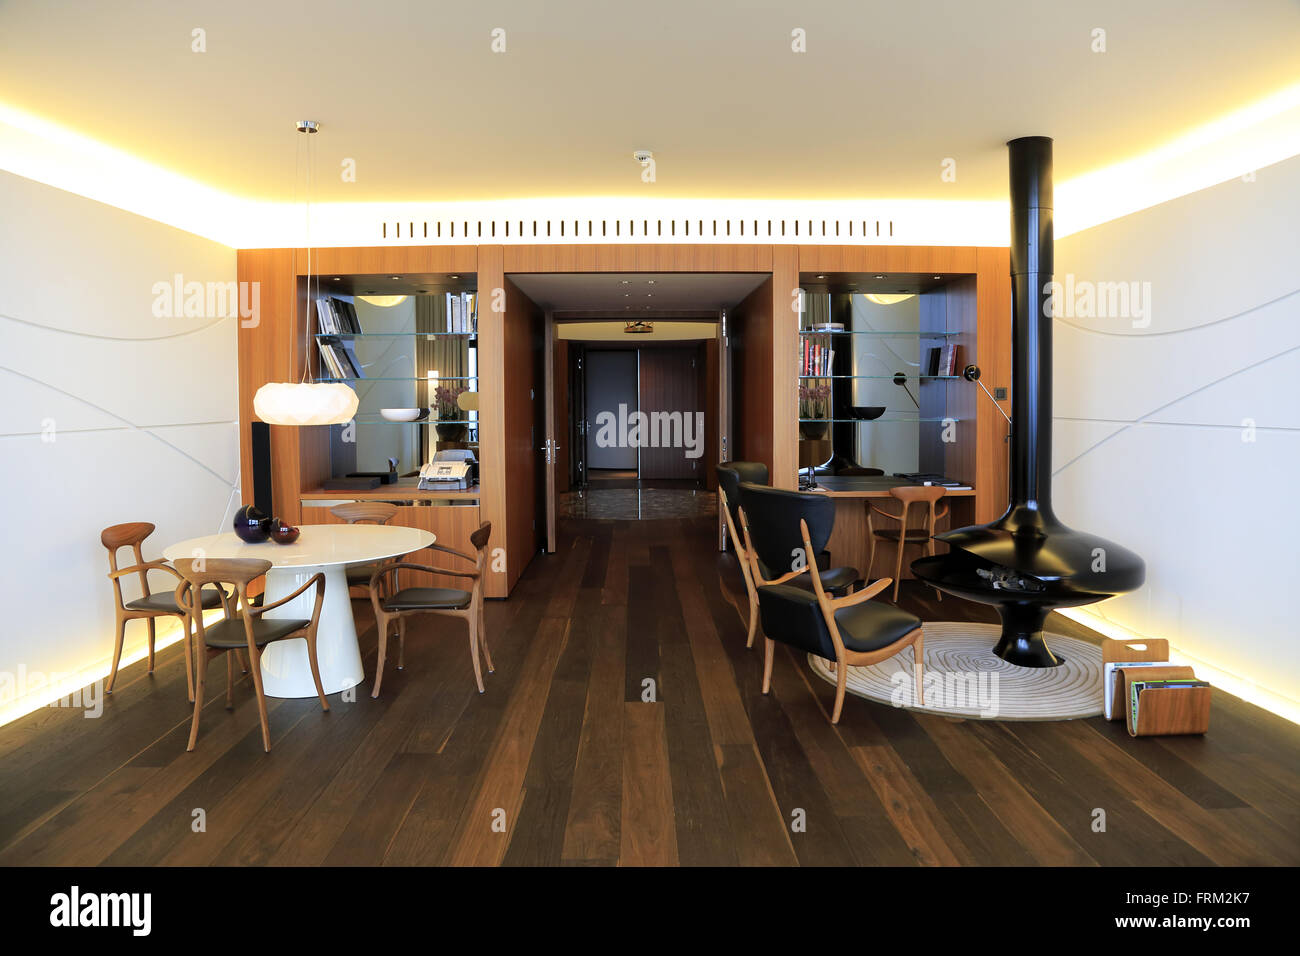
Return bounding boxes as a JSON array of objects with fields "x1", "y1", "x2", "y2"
[{"x1": 253, "y1": 120, "x2": 360, "y2": 427}]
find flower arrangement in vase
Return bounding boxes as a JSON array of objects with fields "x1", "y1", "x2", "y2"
[
  {"x1": 433, "y1": 383, "x2": 469, "y2": 441},
  {"x1": 798, "y1": 381, "x2": 832, "y2": 439}
]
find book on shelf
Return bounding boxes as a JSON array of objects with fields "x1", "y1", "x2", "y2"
[
  {"x1": 941, "y1": 343, "x2": 960, "y2": 376},
  {"x1": 443, "y1": 291, "x2": 477, "y2": 334},
  {"x1": 799, "y1": 339, "x2": 833, "y2": 376},
  {"x1": 315, "y1": 296, "x2": 363, "y2": 335},
  {"x1": 925, "y1": 346, "x2": 942, "y2": 377}
]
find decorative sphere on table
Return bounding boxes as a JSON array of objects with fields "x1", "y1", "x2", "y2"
[
  {"x1": 268, "y1": 518, "x2": 301, "y2": 544},
  {"x1": 233, "y1": 505, "x2": 271, "y2": 543}
]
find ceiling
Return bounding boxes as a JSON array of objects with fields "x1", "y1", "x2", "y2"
[
  {"x1": 2, "y1": 0, "x2": 1297, "y2": 206},
  {"x1": 508, "y1": 272, "x2": 767, "y2": 311}
]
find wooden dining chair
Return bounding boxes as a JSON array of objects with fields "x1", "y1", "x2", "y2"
[
  {"x1": 172, "y1": 558, "x2": 329, "y2": 752},
  {"x1": 330, "y1": 501, "x2": 399, "y2": 601},
  {"x1": 716, "y1": 461, "x2": 769, "y2": 648},
  {"x1": 368, "y1": 522, "x2": 492, "y2": 698},
  {"x1": 102, "y1": 521, "x2": 224, "y2": 701},
  {"x1": 868, "y1": 486, "x2": 949, "y2": 602},
  {"x1": 742, "y1": 516, "x2": 925, "y2": 723}
]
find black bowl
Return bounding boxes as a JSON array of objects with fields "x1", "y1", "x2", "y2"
[{"x1": 849, "y1": 406, "x2": 886, "y2": 421}]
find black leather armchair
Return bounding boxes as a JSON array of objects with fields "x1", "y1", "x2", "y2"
[
  {"x1": 716, "y1": 461, "x2": 770, "y2": 648},
  {"x1": 751, "y1": 517, "x2": 926, "y2": 724},
  {"x1": 737, "y1": 483, "x2": 858, "y2": 597}
]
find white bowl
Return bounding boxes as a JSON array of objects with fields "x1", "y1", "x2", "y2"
[{"x1": 379, "y1": 407, "x2": 428, "y2": 422}]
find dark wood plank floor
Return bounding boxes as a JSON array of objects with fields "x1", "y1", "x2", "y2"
[{"x1": 2, "y1": 515, "x2": 1297, "y2": 866}]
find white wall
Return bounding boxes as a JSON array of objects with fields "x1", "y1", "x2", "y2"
[
  {"x1": 0, "y1": 170, "x2": 238, "y2": 715},
  {"x1": 1055, "y1": 155, "x2": 1300, "y2": 705}
]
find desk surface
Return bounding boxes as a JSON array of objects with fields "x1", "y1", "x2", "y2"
[
  {"x1": 805, "y1": 476, "x2": 975, "y2": 498},
  {"x1": 301, "y1": 478, "x2": 481, "y2": 501}
]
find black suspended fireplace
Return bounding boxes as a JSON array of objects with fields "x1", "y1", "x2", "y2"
[{"x1": 911, "y1": 136, "x2": 1145, "y2": 667}]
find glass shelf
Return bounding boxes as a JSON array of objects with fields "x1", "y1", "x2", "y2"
[
  {"x1": 798, "y1": 374, "x2": 959, "y2": 380},
  {"x1": 798, "y1": 417, "x2": 963, "y2": 424},
  {"x1": 315, "y1": 332, "x2": 476, "y2": 339},
  {"x1": 799, "y1": 329, "x2": 959, "y2": 336},
  {"x1": 315, "y1": 375, "x2": 479, "y2": 383},
  {"x1": 347, "y1": 418, "x2": 477, "y2": 426}
]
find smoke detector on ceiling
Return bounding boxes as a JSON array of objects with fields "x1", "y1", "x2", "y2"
[
  {"x1": 632, "y1": 149, "x2": 653, "y2": 167},
  {"x1": 296, "y1": 120, "x2": 319, "y2": 134}
]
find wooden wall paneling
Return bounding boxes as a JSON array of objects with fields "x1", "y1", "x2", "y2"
[
  {"x1": 502, "y1": 276, "x2": 544, "y2": 594},
  {"x1": 975, "y1": 247, "x2": 1012, "y2": 523},
  {"x1": 637, "y1": 346, "x2": 702, "y2": 481},
  {"x1": 796, "y1": 245, "x2": 980, "y2": 275},
  {"x1": 704, "y1": 337, "x2": 718, "y2": 490},
  {"x1": 730, "y1": 277, "x2": 774, "y2": 479},
  {"x1": 770, "y1": 245, "x2": 799, "y2": 488},
  {"x1": 552, "y1": 336, "x2": 571, "y2": 500},
  {"x1": 307, "y1": 245, "x2": 477, "y2": 278},
  {"x1": 502, "y1": 243, "x2": 774, "y2": 274},
  {"x1": 304, "y1": 502, "x2": 482, "y2": 591},
  {"x1": 477, "y1": 246, "x2": 509, "y2": 597},
  {"x1": 236, "y1": 249, "x2": 304, "y2": 526}
]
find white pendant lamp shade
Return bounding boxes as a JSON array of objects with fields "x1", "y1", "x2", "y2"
[{"x1": 254, "y1": 382, "x2": 358, "y2": 426}]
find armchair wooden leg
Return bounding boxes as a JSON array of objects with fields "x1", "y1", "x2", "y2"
[
  {"x1": 832, "y1": 656, "x2": 848, "y2": 724},
  {"x1": 305, "y1": 629, "x2": 330, "y2": 713},
  {"x1": 146, "y1": 618, "x2": 157, "y2": 674},
  {"x1": 235, "y1": 648, "x2": 249, "y2": 674},
  {"x1": 186, "y1": 646, "x2": 206, "y2": 752},
  {"x1": 225, "y1": 651, "x2": 235, "y2": 709},
  {"x1": 372, "y1": 616, "x2": 391, "y2": 699},
  {"x1": 182, "y1": 614, "x2": 195, "y2": 703},
  {"x1": 892, "y1": 539, "x2": 905, "y2": 603},
  {"x1": 761, "y1": 637, "x2": 775, "y2": 695},
  {"x1": 745, "y1": 587, "x2": 758, "y2": 649},
  {"x1": 106, "y1": 615, "x2": 127, "y2": 694},
  {"x1": 469, "y1": 612, "x2": 485, "y2": 694},
  {"x1": 479, "y1": 601, "x2": 494, "y2": 674},
  {"x1": 247, "y1": 645, "x2": 272, "y2": 752},
  {"x1": 912, "y1": 630, "x2": 925, "y2": 707}
]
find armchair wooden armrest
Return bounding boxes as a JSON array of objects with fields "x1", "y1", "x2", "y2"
[
  {"x1": 427, "y1": 543, "x2": 477, "y2": 565},
  {"x1": 827, "y1": 577, "x2": 892, "y2": 609},
  {"x1": 249, "y1": 573, "x2": 325, "y2": 616},
  {"x1": 108, "y1": 559, "x2": 178, "y2": 581},
  {"x1": 369, "y1": 562, "x2": 479, "y2": 592},
  {"x1": 867, "y1": 503, "x2": 905, "y2": 523}
]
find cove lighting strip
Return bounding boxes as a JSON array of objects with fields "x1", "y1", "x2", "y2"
[
  {"x1": 3, "y1": 82, "x2": 1300, "y2": 247},
  {"x1": 1055, "y1": 607, "x2": 1300, "y2": 726},
  {"x1": 0, "y1": 609, "x2": 226, "y2": 730}
]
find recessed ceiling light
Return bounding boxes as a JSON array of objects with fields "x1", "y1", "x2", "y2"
[
  {"x1": 620, "y1": 280, "x2": 630, "y2": 285},
  {"x1": 389, "y1": 275, "x2": 401, "y2": 280},
  {"x1": 647, "y1": 280, "x2": 656, "y2": 285},
  {"x1": 332, "y1": 277, "x2": 341, "y2": 281},
  {"x1": 875, "y1": 274, "x2": 885, "y2": 279},
  {"x1": 933, "y1": 275, "x2": 942, "y2": 280},
  {"x1": 448, "y1": 274, "x2": 460, "y2": 279},
  {"x1": 624, "y1": 293, "x2": 630, "y2": 297},
  {"x1": 646, "y1": 293, "x2": 653, "y2": 297},
  {"x1": 816, "y1": 274, "x2": 826, "y2": 279}
]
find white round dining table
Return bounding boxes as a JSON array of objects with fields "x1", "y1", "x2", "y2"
[{"x1": 163, "y1": 524, "x2": 434, "y2": 698}]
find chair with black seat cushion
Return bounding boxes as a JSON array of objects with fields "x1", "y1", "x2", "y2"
[
  {"x1": 330, "y1": 501, "x2": 399, "y2": 601},
  {"x1": 102, "y1": 521, "x2": 225, "y2": 702},
  {"x1": 752, "y1": 519, "x2": 925, "y2": 724},
  {"x1": 737, "y1": 483, "x2": 859, "y2": 599},
  {"x1": 717, "y1": 461, "x2": 770, "y2": 648},
  {"x1": 868, "y1": 485, "x2": 949, "y2": 602},
  {"x1": 172, "y1": 557, "x2": 328, "y2": 752},
  {"x1": 368, "y1": 522, "x2": 492, "y2": 698}
]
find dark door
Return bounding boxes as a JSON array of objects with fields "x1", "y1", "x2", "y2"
[{"x1": 638, "y1": 345, "x2": 704, "y2": 480}]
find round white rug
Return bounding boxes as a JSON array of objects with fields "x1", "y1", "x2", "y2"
[{"x1": 807, "y1": 622, "x2": 1103, "y2": 720}]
